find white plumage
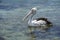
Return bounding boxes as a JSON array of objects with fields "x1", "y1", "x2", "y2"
[{"x1": 28, "y1": 20, "x2": 46, "y2": 27}]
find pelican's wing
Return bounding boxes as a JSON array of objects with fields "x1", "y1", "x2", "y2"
[{"x1": 32, "y1": 20, "x2": 46, "y2": 26}]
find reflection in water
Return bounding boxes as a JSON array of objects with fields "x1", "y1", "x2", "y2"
[{"x1": 27, "y1": 25, "x2": 53, "y2": 40}]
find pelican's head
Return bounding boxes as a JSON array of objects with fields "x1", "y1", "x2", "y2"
[
  {"x1": 23, "y1": 7, "x2": 39, "y2": 21},
  {"x1": 31, "y1": 7, "x2": 37, "y2": 11}
]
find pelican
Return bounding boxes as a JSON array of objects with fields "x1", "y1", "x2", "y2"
[{"x1": 23, "y1": 7, "x2": 52, "y2": 28}]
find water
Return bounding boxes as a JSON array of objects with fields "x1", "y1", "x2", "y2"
[{"x1": 0, "y1": 0, "x2": 60, "y2": 40}]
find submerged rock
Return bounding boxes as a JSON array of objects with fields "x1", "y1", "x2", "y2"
[{"x1": 0, "y1": 37, "x2": 5, "y2": 40}]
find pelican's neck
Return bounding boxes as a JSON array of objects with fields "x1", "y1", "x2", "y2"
[
  {"x1": 29, "y1": 14, "x2": 34, "y2": 22},
  {"x1": 28, "y1": 8, "x2": 36, "y2": 22}
]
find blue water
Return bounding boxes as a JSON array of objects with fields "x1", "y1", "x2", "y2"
[{"x1": 0, "y1": 0, "x2": 60, "y2": 40}]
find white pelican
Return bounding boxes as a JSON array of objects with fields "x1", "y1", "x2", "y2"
[{"x1": 23, "y1": 7, "x2": 52, "y2": 27}]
